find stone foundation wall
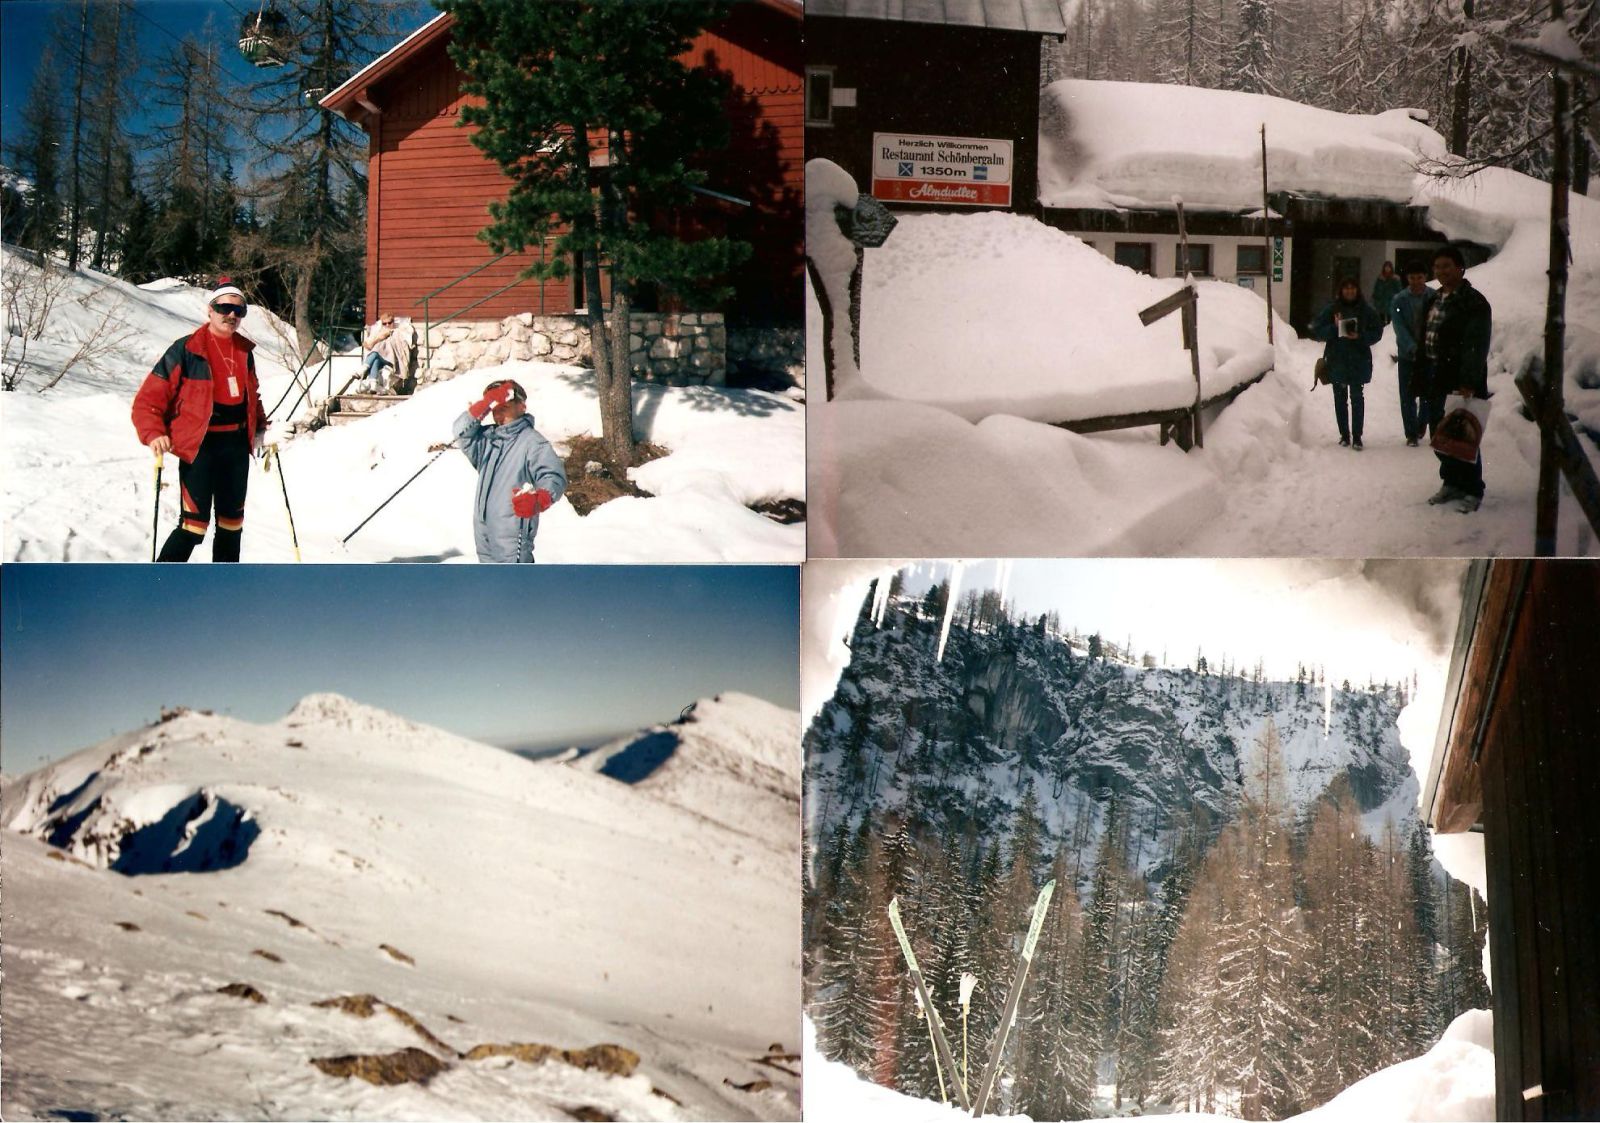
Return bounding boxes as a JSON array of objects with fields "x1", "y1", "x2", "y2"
[
  {"x1": 418, "y1": 311, "x2": 742, "y2": 388},
  {"x1": 728, "y1": 326, "x2": 805, "y2": 393},
  {"x1": 629, "y1": 313, "x2": 725, "y2": 385}
]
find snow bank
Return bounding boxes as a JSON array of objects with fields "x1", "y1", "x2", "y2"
[
  {"x1": 1041, "y1": 80, "x2": 1444, "y2": 210},
  {"x1": 858, "y1": 210, "x2": 1277, "y2": 422},
  {"x1": 1296, "y1": 1010, "x2": 1495, "y2": 1122},
  {"x1": 804, "y1": 1016, "x2": 1031, "y2": 1123}
]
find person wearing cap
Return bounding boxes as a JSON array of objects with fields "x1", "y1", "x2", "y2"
[
  {"x1": 452, "y1": 378, "x2": 566, "y2": 563},
  {"x1": 132, "y1": 278, "x2": 268, "y2": 562}
]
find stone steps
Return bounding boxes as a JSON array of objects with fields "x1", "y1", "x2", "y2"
[{"x1": 322, "y1": 392, "x2": 412, "y2": 425}]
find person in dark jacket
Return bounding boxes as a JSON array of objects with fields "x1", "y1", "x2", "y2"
[
  {"x1": 132, "y1": 279, "x2": 268, "y2": 562},
  {"x1": 1309, "y1": 277, "x2": 1385, "y2": 449},
  {"x1": 1419, "y1": 245, "x2": 1493, "y2": 513},
  {"x1": 453, "y1": 378, "x2": 567, "y2": 563},
  {"x1": 1371, "y1": 261, "x2": 1402, "y2": 326},
  {"x1": 1390, "y1": 263, "x2": 1438, "y2": 446}
]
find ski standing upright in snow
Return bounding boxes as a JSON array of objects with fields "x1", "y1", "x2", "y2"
[
  {"x1": 888, "y1": 896, "x2": 972, "y2": 1111},
  {"x1": 971, "y1": 879, "x2": 1056, "y2": 1118}
]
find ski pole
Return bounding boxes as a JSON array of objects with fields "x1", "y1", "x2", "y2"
[
  {"x1": 263, "y1": 444, "x2": 301, "y2": 562},
  {"x1": 150, "y1": 451, "x2": 164, "y2": 561},
  {"x1": 343, "y1": 446, "x2": 450, "y2": 545},
  {"x1": 959, "y1": 971, "x2": 977, "y2": 1100},
  {"x1": 517, "y1": 517, "x2": 531, "y2": 563},
  {"x1": 915, "y1": 989, "x2": 951, "y2": 1106}
]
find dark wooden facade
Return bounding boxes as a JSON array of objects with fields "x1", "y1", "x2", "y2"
[
  {"x1": 323, "y1": 2, "x2": 803, "y2": 326},
  {"x1": 804, "y1": 15, "x2": 1049, "y2": 213},
  {"x1": 1428, "y1": 559, "x2": 1600, "y2": 1121}
]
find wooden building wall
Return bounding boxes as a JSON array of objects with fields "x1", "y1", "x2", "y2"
[
  {"x1": 1476, "y1": 562, "x2": 1600, "y2": 1121},
  {"x1": 361, "y1": 6, "x2": 802, "y2": 328},
  {"x1": 368, "y1": 36, "x2": 571, "y2": 325},
  {"x1": 804, "y1": 17, "x2": 1044, "y2": 214}
]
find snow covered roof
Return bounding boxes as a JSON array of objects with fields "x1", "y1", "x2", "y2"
[
  {"x1": 1039, "y1": 79, "x2": 1449, "y2": 212},
  {"x1": 806, "y1": 0, "x2": 1068, "y2": 34}
]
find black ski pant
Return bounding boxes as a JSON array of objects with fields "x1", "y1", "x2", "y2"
[
  {"x1": 1333, "y1": 382, "x2": 1365, "y2": 442},
  {"x1": 157, "y1": 430, "x2": 249, "y2": 563}
]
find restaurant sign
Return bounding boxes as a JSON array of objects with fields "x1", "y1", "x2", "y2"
[{"x1": 871, "y1": 133, "x2": 1013, "y2": 207}]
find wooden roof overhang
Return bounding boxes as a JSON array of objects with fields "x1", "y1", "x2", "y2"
[
  {"x1": 805, "y1": 0, "x2": 1069, "y2": 34},
  {"x1": 320, "y1": 0, "x2": 804, "y2": 128},
  {"x1": 1423, "y1": 558, "x2": 1533, "y2": 835}
]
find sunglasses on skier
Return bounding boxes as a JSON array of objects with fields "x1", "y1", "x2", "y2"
[{"x1": 211, "y1": 303, "x2": 247, "y2": 318}]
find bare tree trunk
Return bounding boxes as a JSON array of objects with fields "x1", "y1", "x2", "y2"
[
  {"x1": 67, "y1": 0, "x2": 89, "y2": 270},
  {"x1": 1448, "y1": 0, "x2": 1474, "y2": 156},
  {"x1": 91, "y1": 1, "x2": 126, "y2": 272}
]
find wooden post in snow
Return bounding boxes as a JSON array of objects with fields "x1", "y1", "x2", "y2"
[
  {"x1": 1537, "y1": 2, "x2": 1571, "y2": 556},
  {"x1": 1174, "y1": 199, "x2": 1204, "y2": 449},
  {"x1": 1138, "y1": 283, "x2": 1203, "y2": 451},
  {"x1": 1261, "y1": 124, "x2": 1275, "y2": 345}
]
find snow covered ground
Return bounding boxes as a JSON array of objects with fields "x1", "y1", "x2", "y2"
[
  {"x1": 0, "y1": 693, "x2": 802, "y2": 1121},
  {"x1": 0, "y1": 252, "x2": 804, "y2": 563},
  {"x1": 809, "y1": 86, "x2": 1600, "y2": 558},
  {"x1": 803, "y1": 1010, "x2": 1493, "y2": 1122}
]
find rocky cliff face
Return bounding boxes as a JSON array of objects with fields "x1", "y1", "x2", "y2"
[{"x1": 806, "y1": 597, "x2": 1419, "y2": 886}]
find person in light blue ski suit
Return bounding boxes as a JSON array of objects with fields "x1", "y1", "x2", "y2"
[{"x1": 453, "y1": 379, "x2": 566, "y2": 563}]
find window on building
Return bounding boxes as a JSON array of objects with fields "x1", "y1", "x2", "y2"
[
  {"x1": 1236, "y1": 244, "x2": 1267, "y2": 275},
  {"x1": 1114, "y1": 242, "x2": 1154, "y2": 275},
  {"x1": 1178, "y1": 243, "x2": 1212, "y2": 277},
  {"x1": 806, "y1": 68, "x2": 834, "y2": 126}
]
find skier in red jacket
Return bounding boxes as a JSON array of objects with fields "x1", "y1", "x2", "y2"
[{"x1": 132, "y1": 279, "x2": 269, "y2": 562}]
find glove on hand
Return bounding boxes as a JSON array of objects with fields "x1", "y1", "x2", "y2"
[
  {"x1": 468, "y1": 382, "x2": 517, "y2": 419},
  {"x1": 512, "y1": 485, "x2": 553, "y2": 519}
]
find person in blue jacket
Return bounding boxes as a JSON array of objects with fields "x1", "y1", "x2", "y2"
[
  {"x1": 453, "y1": 379, "x2": 567, "y2": 563},
  {"x1": 1390, "y1": 263, "x2": 1438, "y2": 446},
  {"x1": 1310, "y1": 277, "x2": 1385, "y2": 449}
]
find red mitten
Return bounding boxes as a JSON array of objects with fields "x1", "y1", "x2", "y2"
[
  {"x1": 469, "y1": 383, "x2": 517, "y2": 419},
  {"x1": 512, "y1": 486, "x2": 553, "y2": 518}
]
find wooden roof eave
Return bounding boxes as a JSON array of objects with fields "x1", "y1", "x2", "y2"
[
  {"x1": 1425, "y1": 559, "x2": 1535, "y2": 834},
  {"x1": 321, "y1": 13, "x2": 455, "y2": 125}
]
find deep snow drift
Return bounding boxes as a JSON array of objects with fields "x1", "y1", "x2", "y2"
[
  {"x1": 809, "y1": 83, "x2": 1600, "y2": 558},
  {"x1": 803, "y1": 1010, "x2": 1493, "y2": 1122},
  {"x1": 0, "y1": 254, "x2": 804, "y2": 563},
  {"x1": 0, "y1": 693, "x2": 801, "y2": 1121}
]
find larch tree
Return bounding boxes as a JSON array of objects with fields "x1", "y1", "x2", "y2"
[
  {"x1": 234, "y1": 0, "x2": 399, "y2": 356},
  {"x1": 441, "y1": 0, "x2": 750, "y2": 472}
]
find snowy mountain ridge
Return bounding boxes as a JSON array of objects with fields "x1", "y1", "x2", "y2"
[
  {"x1": 1, "y1": 692, "x2": 802, "y2": 1121},
  {"x1": 572, "y1": 692, "x2": 801, "y2": 852}
]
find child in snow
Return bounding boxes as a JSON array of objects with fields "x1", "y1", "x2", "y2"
[{"x1": 452, "y1": 379, "x2": 566, "y2": 563}]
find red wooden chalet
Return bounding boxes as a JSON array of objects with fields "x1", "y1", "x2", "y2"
[{"x1": 321, "y1": 2, "x2": 803, "y2": 330}]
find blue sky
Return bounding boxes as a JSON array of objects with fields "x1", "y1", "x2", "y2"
[
  {"x1": 1, "y1": 1, "x2": 429, "y2": 157},
  {"x1": 1, "y1": 564, "x2": 800, "y2": 773}
]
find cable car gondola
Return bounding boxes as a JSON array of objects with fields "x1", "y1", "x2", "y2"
[{"x1": 239, "y1": 5, "x2": 290, "y2": 68}]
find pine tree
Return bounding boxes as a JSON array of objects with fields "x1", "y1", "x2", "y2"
[
  {"x1": 7, "y1": 47, "x2": 65, "y2": 255},
  {"x1": 1300, "y1": 778, "x2": 1381, "y2": 1104},
  {"x1": 442, "y1": 0, "x2": 749, "y2": 472}
]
